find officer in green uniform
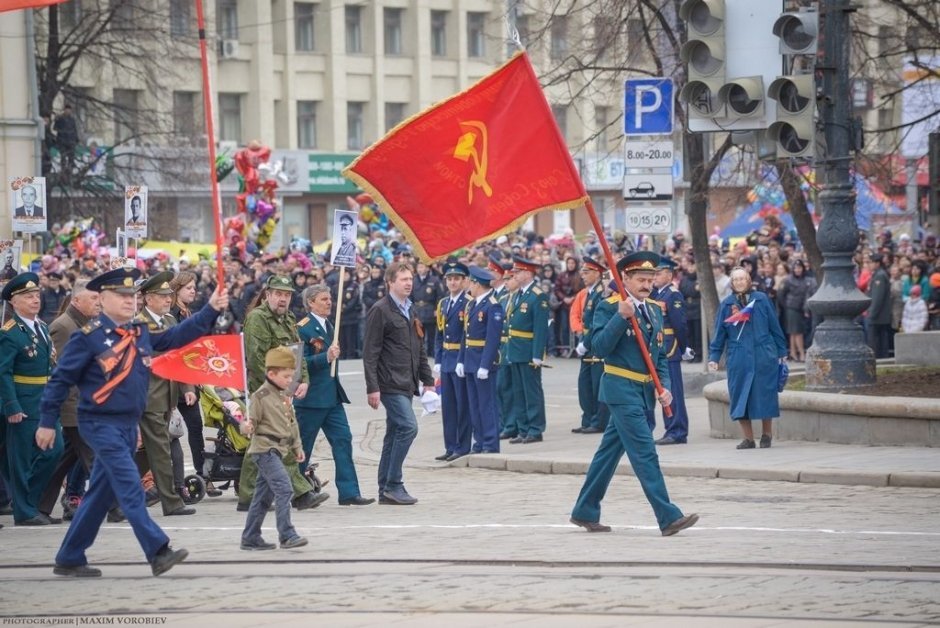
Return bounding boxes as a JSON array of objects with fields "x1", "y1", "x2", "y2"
[
  {"x1": 491, "y1": 259, "x2": 518, "y2": 439},
  {"x1": 569, "y1": 251, "x2": 698, "y2": 536},
  {"x1": 573, "y1": 257, "x2": 609, "y2": 434},
  {"x1": 238, "y1": 275, "x2": 327, "y2": 511},
  {"x1": 505, "y1": 256, "x2": 549, "y2": 444},
  {"x1": 136, "y1": 271, "x2": 194, "y2": 516},
  {"x1": 0, "y1": 273, "x2": 63, "y2": 525}
]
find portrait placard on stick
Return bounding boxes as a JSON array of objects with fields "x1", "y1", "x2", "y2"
[
  {"x1": 124, "y1": 185, "x2": 148, "y2": 239},
  {"x1": 329, "y1": 209, "x2": 359, "y2": 268},
  {"x1": 0, "y1": 240, "x2": 23, "y2": 281},
  {"x1": 10, "y1": 177, "x2": 48, "y2": 234}
]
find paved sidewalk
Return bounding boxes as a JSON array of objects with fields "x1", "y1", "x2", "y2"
[{"x1": 340, "y1": 360, "x2": 940, "y2": 489}]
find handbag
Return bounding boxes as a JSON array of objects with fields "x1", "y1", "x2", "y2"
[
  {"x1": 168, "y1": 409, "x2": 185, "y2": 439},
  {"x1": 778, "y1": 361, "x2": 790, "y2": 392}
]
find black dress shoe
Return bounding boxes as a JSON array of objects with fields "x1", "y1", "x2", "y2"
[
  {"x1": 15, "y1": 515, "x2": 51, "y2": 526},
  {"x1": 499, "y1": 432, "x2": 517, "y2": 440},
  {"x1": 339, "y1": 496, "x2": 376, "y2": 506},
  {"x1": 294, "y1": 491, "x2": 330, "y2": 510},
  {"x1": 736, "y1": 439, "x2": 756, "y2": 450},
  {"x1": 508, "y1": 436, "x2": 525, "y2": 444},
  {"x1": 166, "y1": 506, "x2": 196, "y2": 516},
  {"x1": 522, "y1": 434, "x2": 543, "y2": 443},
  {"x1": 0, "y1": 502, "x2": 12, "y2": 516},
  {"x1": 569, "y1": 517, "x2": 612, "y2": 533},
  {"x1": 445, "y1": 452, "x2": 468, "y2": 461},
  {"x1": 53, "y1": 563, "x2": 102, "y2": 578},
  {"x1": 151, "y1": 545, "x2": 189, "y2": 576},
  {"x1": 107, "y1": 508, "x2": 126, "y2": 523},
  {"x1": 760, "y1": 434, "x2": 773, "y2": 448},
  {"x1": 580, "y1": 427, "x2": 602, "y2": 434},
  {"x1": 662, "y1": 513, "x2": 699, "y2": 537},
  {"x1": 655, "y1": 436, "x2": 686, "y2": 445},
  {"x1": 237, "y1": 502, "x2": 274, "y2": 512},
  {"x1": 571, "y1": 427, "x2": 585, "y2": 433},
  {"x1": 40, "y1": 513, "x2": 63, "y2": 524},
  {"x1": 434, "y1": 452, "x2": 452, "y2": 461}
]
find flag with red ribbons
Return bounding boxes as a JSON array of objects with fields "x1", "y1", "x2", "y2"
[{"x1": 151, "y1": 334, "x2": 245, "y2": 389}]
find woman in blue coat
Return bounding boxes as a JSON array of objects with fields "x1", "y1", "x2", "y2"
[{"x1": 708, "y1": 266, "x2": 788, "y2": 449}]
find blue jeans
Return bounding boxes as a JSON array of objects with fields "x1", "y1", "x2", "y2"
[
  {"x1": 243, "y1": 449, "x2": 298, "y2": 544},
  {"x1": 56, "y1": 419, "x2": 169, "y2": 566},
  {"x1": 377, "y1": 393, "x2": 418, "y2": 494}
]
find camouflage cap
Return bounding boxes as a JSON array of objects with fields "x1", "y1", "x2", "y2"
[{"x1": 266, "y1": 275, "x2": 294, "y2": 292}]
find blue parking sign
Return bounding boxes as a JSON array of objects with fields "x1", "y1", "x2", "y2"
[{"x1": 624, "y1": 78, "x2": 674, "y2": 136}]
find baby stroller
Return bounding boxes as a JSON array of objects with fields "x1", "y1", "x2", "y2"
[
  {"x1": 180, "y1": 386, "x2": 249, "y2": 504},
  {"x1": 181, "y1": 386, "x2": 329, "y2": 503}
]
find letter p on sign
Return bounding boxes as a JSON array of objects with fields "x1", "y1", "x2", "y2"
[{"x1": 624, "y1": 78, "x2": 674, "y2": 137}]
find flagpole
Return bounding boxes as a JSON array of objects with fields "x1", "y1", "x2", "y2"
[
  {"x1": 330, "y1": 269, "x2": 346, "y2": 377},
  {"x1": 195, "y1": 0, "x2": 226, "y2": 290}
]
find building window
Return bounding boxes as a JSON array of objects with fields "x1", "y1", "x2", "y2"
[
  {"x1": 514, "y1": 14, "x2": 529, "y2": 47},
  {"x1": 431, "y1": 10, "x2": 447, "y2": 57},
  {"x1": 110, "y1": 0, "x2": 135, "y2": 31},
  {"x1": 170, "y1": 0, "x2": 190, "y2": 38},
  {"x1": 467, "y1": 12, "x2": 486, "y2": 58},
  {"x1": 345, "y1": 5, "x2": 362, "y2": 54},
  {"x1": 217, "y1": 0, "x2": 238, "y2": 40},
  {"x1": 297, "y1": 100, "x2": 318, "y2": 148},
  {"x1": 552, "y1": 104, "x2": 568, "y2": 141},
  {"x1": 295, "y1": 3, "x2": 315, "y2": 51},
  {"x1": 113, "y1": 89, "x2": 139, "y2": 144},
  {"x1": 347, "y1": 101, "x2": 364, "y2": 150},
  {"x1": 877, "y1": 25, "x2": 895, "y2": 56},
  {"x1": 60, "y1": 0, "x2": 82, "y2": 31},
  {"x1": 550, "y1": 16, "x2": 568, "y2": 60},
  {"x1": 384, "y1": 7, "x2": 403, "y2": 55},
  {"x1": 594, "y1": 106, "x2": 609, "y2": 151},
  {"x1": 173, "y1": 91, "x2": 202, "y2": 138},
  {"x1": 219, "y1": 93, "x2": 242, "y2": 144},
  {"x1": 385, "y1": 102, "x2": 405, "y2": 132}
]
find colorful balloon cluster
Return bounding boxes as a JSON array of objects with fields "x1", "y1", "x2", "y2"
[
  {"x1": 288, "y1": 237, "x2": 314, "y2": 272},
  {"x1": 224, "y1": 140, "x2": 289, "y2": 258},
  {"x1": 347, "y1": 193, "x2": 390, "y2": 233},
  {"x1": 52, "y1": 218, "x2": 105, "y2": 258}
]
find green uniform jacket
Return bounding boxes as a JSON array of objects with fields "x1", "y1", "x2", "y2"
[
  {"x1": 243, "y1": 303, "x2": 309, "y2": 394},
  {"x1": 246, "y1": 380, "x2": 303, "y2": 458},
  {"x1": 505, "y1": 282, "x2": 549, "y2": 363},
  {"x1": 580, "y1": 282, "x2": 605, "y2": 357},
  {"x1": 591, "y1": 295, "x2": 670, "y2": 408},
  {"x1": 0, "y1": 314, "x2": 54, "y2": 418},
  {"x1": 138, "y1": 308, "x2": 194, "y2": 413},
  {"x1": 497, "y1": 288, "x2": 513, "y2": 364},
  {"x1": 295, "y1": 314, "x2": 349, "y2": 409}
]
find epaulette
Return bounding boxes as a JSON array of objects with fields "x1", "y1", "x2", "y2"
[
  {"x1": 81, "y1": 319, "x2": 102, "y2": 335},
  {"x1": 669, "y1": 285, "x2": 681, "y2": 293},
  {"x1": 255, "y1": 387, "x2": 272, "y2": 400},
  {"x1": 645, "y1": 298, "x2": 663, "y2": 311},
  {"x1": 532, "y1": 286, "x2": 543, "y2": 295},
  {"x1": 298, "y1": 316, "x2": 309, "y2": 327},
  {"x1": 606, "y1": 294, "x2": 623, "y2": 304},
  {"x1": 1, "y1": 319, "x2": 15, "y2": 331},
  {"x1": 489, "y1": 296, "x2": 498, "y2": 305}
]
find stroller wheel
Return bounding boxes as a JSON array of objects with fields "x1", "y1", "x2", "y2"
[{"x1": 182, "y1": 475, "x2": 206, "y2": 504}]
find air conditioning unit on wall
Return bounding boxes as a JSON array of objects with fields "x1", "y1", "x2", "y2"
[{"x1": 219, "y1": 39, "x2": 239, "y2": 59}]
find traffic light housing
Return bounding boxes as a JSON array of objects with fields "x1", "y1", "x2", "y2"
[
  {"x1": 679, "y1": 0, "x2": 726, "y2": 121},
  {"x1": 773, "y1": 10, "x2": 819, "y2": 55},
  {"x1": 718, "y1": 76, "x2": 765, "y2": 121},
  {"x1": 767, "y1": 74, "x2": 816, "y2": 157}
]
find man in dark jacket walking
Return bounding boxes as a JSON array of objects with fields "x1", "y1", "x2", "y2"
[
  {"x1": 866, "y1": 253, "x2": 892, "y2": 358},
  {"x1": 362, "y1": 262, "x2": 434, "y2": 506}
]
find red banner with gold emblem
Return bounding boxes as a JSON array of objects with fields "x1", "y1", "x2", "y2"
[
  {"x1": 343, "y1": 52, "x2": 588, "y2": 261},
  {"x1": 151, "y1": 334, "x2": 245, "y2": 389}
]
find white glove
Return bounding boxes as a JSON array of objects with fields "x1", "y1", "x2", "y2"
[
  {"x1": 476, "y1": 368, "x2": 489, "y2": 380},
  {"x1": 531, "y1": 358, "x2": 543, "y2": 367},
  {"x1": 455, "y1": 363, "x2": 465, "y2": 378},
  {"x1": 682, "y1": 347, "x2": 695, "y2": 361},
  {"x1": 576, "y1": 342, "x2": 587, "y2": 357},
  {"x1": 432, "y1": 364, "x2": 441, "y2": 378}
]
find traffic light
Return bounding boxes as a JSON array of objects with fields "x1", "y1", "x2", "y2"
[
  {"x1": 773, "y1": 10, "x2": 819, "y2": 55},
  {"x1": 718, "y1": 76, "x2": 765, "y2": 121},
  {"x1": 679, "y1": 0, "x2": 726, "y2": 122},
  {"x1": 767, "y1": 75, "x2": 816, "y2": 157}
]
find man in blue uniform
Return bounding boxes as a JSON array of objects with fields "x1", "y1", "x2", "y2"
[
  {"x1": 570, "y1": 252, "x2": 698, "y2": 536},
  {"x1": 652, "y1": 258, "x2": 690, "y2": 445},
  {"x1": 505, "y1": 256, "x2": 549, "y2": 444},
  {"x1": 0, "y1": 273, "x2": 62, "y2": 525},
  {"x1": 35, "y1": 268, "x2": 229, "y2": 577},
  {"x1": 433, "y1": 262, "x2": 471, "y2": 461},
  {"x1": 295, "y1": 284, "x2": 373, "y2": 505},
  {"x1": 572, "y1": 257, "x2": 608, "y2": 435},
  {"x1": 458, "y1": 266, "x2": 505, "y2": 454}
]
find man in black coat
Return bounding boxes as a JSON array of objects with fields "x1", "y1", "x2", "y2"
[{"x1": 866, "y1": 253, "x2": 892, "y2": 358}]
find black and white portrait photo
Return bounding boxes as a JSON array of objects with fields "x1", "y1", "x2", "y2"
[
  {"x1": 330, "y1": 209, "x2": 359, "y2": 268},
  {"x1": 124, "y1": 185, "x2": 148, "y2": 238},
  {"x1": 0, "y1": 240, "x2": 23, "y2": 282},
  {"x1": 10, "y1": 177, "x2": 48, "y2": 234}
]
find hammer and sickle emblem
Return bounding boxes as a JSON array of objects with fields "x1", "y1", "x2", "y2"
[{"x1": 453, "y1": 121, "x2": 493, "y2": 204}]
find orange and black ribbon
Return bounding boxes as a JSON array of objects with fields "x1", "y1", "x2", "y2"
[{"x1": 92, "y1": 326, "x2": 140, "y2": 404}]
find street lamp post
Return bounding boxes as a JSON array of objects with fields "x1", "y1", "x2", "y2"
[{"x1": 805, "y1": 0, "x2": 875, "y2": 390}]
